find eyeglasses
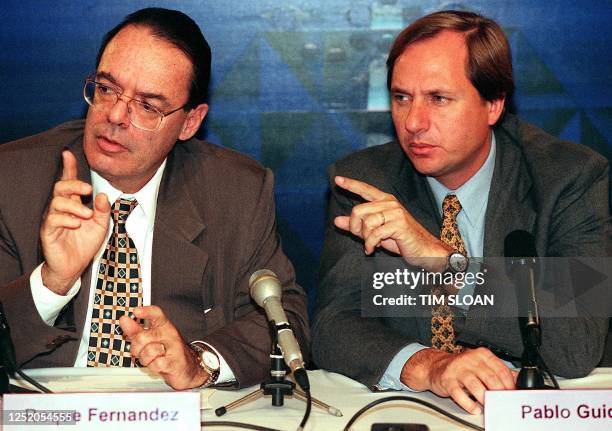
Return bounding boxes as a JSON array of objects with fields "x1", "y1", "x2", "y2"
[{"x1": 83, "y1": 78, "x2": 187, "y2": 131}]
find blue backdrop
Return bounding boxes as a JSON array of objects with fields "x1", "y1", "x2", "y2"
[{"x1": 2, "y1": 1, "x2": 611, "y2": 311}]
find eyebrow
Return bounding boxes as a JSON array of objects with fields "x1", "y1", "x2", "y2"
[
  {"x1": 96, "y1": 71, "x2": 170, "y2": 105},
  {"x1": 390, "y1": 85, "x2": 453, "y2": 95}
]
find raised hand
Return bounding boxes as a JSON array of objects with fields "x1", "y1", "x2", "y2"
[
  {"x1": 334, "y1": 175, "x2": 451, "y2": 271},
  {"x1": 40, "y1": 150, "x2": 111, "y2": 294}
]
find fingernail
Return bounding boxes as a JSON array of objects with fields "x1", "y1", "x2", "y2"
[{"x1": 335, "y1": 176, "x2": 344, "y2": 185}]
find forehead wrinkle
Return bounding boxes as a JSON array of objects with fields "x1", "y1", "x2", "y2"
[{"x1": 97, "y1": 26, "x2": 191, "y2": 106}]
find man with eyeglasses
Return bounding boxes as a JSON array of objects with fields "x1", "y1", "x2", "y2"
[{"x1": 0, "y1": 8, "x2": 309, "y2": 390}]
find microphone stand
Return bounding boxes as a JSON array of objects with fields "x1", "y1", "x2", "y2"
[
  {"x1": 516, "y1": 321, "x2": 546, "y2": 389},
  {"x1": 214, "y1": 329, "x2": 342, "y2": 418},
  {"x1": 515, "y1": 265, "x2": 558, "y2": 390}
]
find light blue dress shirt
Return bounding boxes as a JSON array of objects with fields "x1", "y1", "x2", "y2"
[{"x1": 377, "y1": 134, "x2": 497, "y2": 390}]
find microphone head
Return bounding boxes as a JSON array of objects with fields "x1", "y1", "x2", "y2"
[
  {"x1": 249, "y1": 269, "x2": 282, "y2": 307},
  {"x1": 504, "y1": 230, "x2": 537, "y2": 258},
  {"x1": 504, "y1": 230, "x2": 539, "y2": 283}
]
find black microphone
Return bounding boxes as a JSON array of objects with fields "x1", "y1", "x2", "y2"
[
  {"x1": 504, "y1": 230, "x2": 548, "y2": 389},
  {"x1": 504, "y1": 230, "x2": 541, "y2": 349},
  {"x1": 0, "y1": 302, "x2": 52, "y2": 394},
  {"x1": 249, "y1": 269, "x2": 309, "y2": 391},
  {"x1": 0, "y1": 303, "x2": 17, "y2": 373}
]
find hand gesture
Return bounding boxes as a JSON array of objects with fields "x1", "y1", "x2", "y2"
[
  {"x1": 40, "y1": 150, "x2": 111, "y2": 294},
  {"x1": 120, "y1": 306, "x2": 209, "y2": 390},
  {"x1": 334, "y1": 176, "x2": 451, "y2": 271}
]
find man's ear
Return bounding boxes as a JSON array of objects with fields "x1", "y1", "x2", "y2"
[
  {"x1": 179, "y1": 103, "x2": 209, "y2": 140},
  {"x1": 487, "y1": 97, "x2": 505, "y2": 126}
]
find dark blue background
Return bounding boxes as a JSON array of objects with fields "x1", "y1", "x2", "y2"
[{"x1": 2, "y1": 1, "x2": 611, "y2": 310}]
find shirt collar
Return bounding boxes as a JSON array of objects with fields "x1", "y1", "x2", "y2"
[
  {"x1": 91, "y1": 159, "x2": 167, "y2": 226},
  {"x1": 427, "y1": 132, "x2": 497, "y2": 227}
]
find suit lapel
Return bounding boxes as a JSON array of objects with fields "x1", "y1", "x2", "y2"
[
  {"x1": 484, "y1": 122, "x2": 537, "y2": 256},
  {"x1": 390, "y1": 153, "x2": 441, "y2": 236},
  {"x1": 150, "y1": 148, "x2": 209, "y2": 314}
]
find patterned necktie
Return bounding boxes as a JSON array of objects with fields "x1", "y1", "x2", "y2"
[
  {"x1": 431, "y1": 194, "x2": 466, "y2": 353},
  {"x1": 87, "y1": 198, "x2": 142, "y2": 367}
]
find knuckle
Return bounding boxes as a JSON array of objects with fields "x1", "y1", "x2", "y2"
[
  {"x1": 52, "y1": 181, "x2": 63, "y2": 196},
  {"x1": 472, "y1": 347, "x2": 492, "y2": 360}
]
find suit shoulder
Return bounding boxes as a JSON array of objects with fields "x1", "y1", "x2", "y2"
[
  {"x1": 500, "y1": 115, "x2": 608, "y2": 176},
  {"x1": 0, "y1": 120, "x2": 83, "y2": 186},
  {"x1": 176, "y1": 138, "x2": 267, "y2": 178},
  {"x1": 0, "y1": 120, "x2": 85, "y2": 156}
]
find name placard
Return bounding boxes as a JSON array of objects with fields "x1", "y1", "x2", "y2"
[
  {"x1": 1, "y1": 392, "x2": 200, "y2": 430},
  {"x1": 485, "y1": 390, "x2": 612, "y2": 431}
]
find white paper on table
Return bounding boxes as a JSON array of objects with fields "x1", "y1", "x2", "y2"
[{"x1": 9, "y1": 368, "x2": 214, "y2": 409}]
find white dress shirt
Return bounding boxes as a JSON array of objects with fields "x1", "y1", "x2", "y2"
[{"x1": 30, "y1": 160, "x2": 234, "y2": 383}]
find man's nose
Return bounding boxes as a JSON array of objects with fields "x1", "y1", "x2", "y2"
[
  {"x1": 404, "y1": 99, "x2": 429, "y2": 134},
  {"x1": 107, "y1": 96, "x2": 130, "y2": 128}
]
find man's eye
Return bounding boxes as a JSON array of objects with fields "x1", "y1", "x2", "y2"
[
  {"x1": 98, "y1": 84, "x2": 112, "y2": 94},
  {"x1": 393, "y1": 93, "x2": 410, "y2": 103},
  {"x1": 431, "y1": 95, "x2": 449, "y2": 105},
  {"x1": 140, "y1": 102, "x2": 156, "y2": 113}
]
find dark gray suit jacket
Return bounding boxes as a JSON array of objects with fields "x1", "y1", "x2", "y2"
[
  {"x1": 0, "y1": 120, "x2": 309, "y2": 388},
  {"x1": 312, "y1": 114, "x2": 610, "y2": 387}
]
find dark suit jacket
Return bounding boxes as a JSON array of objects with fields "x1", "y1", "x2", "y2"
[
  {"x1": 0, "y1": 120, "x2": 309, "y2": 388},
  {"x1": 312, "y1": 113, "x2": 610, "y2": 387}
]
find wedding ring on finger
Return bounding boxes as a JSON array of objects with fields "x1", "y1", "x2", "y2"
[{"x1": 379, "y1": 212, "x2": 386, "y2": 225}]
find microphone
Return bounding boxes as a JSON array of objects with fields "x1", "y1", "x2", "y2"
[
  {"x1": 504, "y1": 230, "x2": 547, "y2": 389},
  {"x1": 504, "y1": 230, "x2": 540, "y2": 348},
  {"x1": 249, "y1": 269, "x2": 309, "y2": 390},
  {"x1": 0, "y1": 303, "x2": 52, "y2": 393},
  {"x1": 0, "y1": 303, "x2": 17, "y2": 373}
]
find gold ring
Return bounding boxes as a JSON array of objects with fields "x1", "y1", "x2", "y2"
[
  {"x1": 160, "y1": 344, "x2": 166, "y2": 355},
  {"x1": 380, "y1": 212, "x2": 386, "y2": 225}
]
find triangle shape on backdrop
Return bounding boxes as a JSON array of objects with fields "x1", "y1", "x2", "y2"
[
  {"x1": 214, "y1": 37, "x2": 260, "y2": 99},
  {"x1": 263, "y1": 31, "x2": 321, "y2": 102},
  {"x1": 258, "y1": 36, "x2": 322, "y2": 112},
  {"x1": 506, "y1": 28, "x2": 565, "y2": 96}
]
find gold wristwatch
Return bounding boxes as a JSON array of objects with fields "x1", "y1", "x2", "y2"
[{"x1": 190, "y1": 341, "x2": 220, "y2": 387}]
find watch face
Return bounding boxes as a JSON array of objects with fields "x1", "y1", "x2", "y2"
[
  {"x1": 449, "y1": 252, "x2": 468, "y2": 272},
  {"x1": 202, "y1": 350, "x2": 220, "y2": 370}
]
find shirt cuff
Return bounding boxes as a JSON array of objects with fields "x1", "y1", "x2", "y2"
[
  {"x1": 30, "y1": 263, "x2": 81, "y2": 326},
  {"x1": 199, "y1": 342, "x2": 236, "y2": 384},
  {"x1": 377, "y1": 343, "x2": 429, "y2": 391}
]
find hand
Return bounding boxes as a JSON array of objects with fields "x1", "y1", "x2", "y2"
[
  {"x1": 334, "y1": 176, "x2": 451, "y2": 271},
  {"x1": 120, "y1": 305, "x2": 209, "y2": 390},
  {"x1": 401, "y1": 347, "x2": 517, "y2": 414},
  {"x1": 40, "y1": 150, "x2": 111, "y2": 294}
]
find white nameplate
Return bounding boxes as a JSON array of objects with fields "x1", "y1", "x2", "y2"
[
  {"x1": 1, "y1": 391, "x2": 200, "y2": 430},
  {"x1": 485, "y1": 390, "x2": 612, "y2": 431}
]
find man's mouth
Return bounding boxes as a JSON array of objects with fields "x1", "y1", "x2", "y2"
[
  {"x1": 96, "y1": 135, "x2": 128, "y2": 154},
  {"x1": 408, "y1": 142, "x2": 436, "y2": 156}
]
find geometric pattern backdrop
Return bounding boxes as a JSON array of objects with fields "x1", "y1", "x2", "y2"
[{"x1": 2, "y1": 1, "x2": 611, "y2": 313}]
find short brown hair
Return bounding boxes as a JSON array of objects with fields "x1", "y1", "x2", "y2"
[{"x1": 386, "y1": 10, "x2": 514, "y2": 102}]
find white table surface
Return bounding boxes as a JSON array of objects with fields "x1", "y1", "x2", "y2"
[{"x1": 9, "y1": 367, "x2": 612, "y2": 431}]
